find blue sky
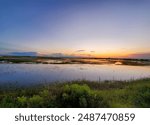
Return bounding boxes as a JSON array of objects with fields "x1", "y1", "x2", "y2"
[{"x1": 0, "y1": 0, "x2": 150, "y2": 58}]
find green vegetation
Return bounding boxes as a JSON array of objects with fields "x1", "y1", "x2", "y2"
[
  {"x1": 0, "y1": 56, "x2": 150, "y2": 65},
  {"x1": 0, "y1": 78, "x2": 150, "y2": 108}
]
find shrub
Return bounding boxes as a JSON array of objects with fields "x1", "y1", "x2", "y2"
[
  {"x1": 17, "y1": 96, "x2": 28, "y2": 107},
  {"x1": 28, "y1": 95, "x2": 43, "y2": 108},
  {"x1": 88, "y1": 92, "x2": 110, "y2": 108},
  {"x1": 59, "y1": 84, "x2": 109, "y2": 108},
  {"x1": 0, "y1": 96, "x2": 16, "y2": 108},
  {"x1": 133, "y1": 85, "x2": 150, "y2": 107}
]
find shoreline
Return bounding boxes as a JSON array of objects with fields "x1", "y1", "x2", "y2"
[{"x1": 0, "y1": 56, "x2": 150, "y2": 66}]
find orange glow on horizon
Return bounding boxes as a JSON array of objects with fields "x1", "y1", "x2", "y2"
[
  {"x1": 39, "y1": 48, "x2": 149, "y2": 59},
  {"x1": 65, "y1": 51, "x2": 129, "y2": 58}
]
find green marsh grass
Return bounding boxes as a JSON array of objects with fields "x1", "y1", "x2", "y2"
[{"x1": 0, "y1": 78, "x2": 150, "y2": 108}]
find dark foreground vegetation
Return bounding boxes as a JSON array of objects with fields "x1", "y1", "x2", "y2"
[{"x1": 0, "y1": 78, "x2": 150, "y2": 108}]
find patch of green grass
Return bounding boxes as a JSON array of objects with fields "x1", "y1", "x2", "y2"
[{"x1": 0, "y1": 78, "x2": 150, "y2": 108}]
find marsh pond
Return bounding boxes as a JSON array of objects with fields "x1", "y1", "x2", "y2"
[{"x1": 0, "y1": 63, "x2": 150, "y2": 86}]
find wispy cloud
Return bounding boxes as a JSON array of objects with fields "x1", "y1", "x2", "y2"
[
  {"x1": 75, "y1": 50, "x2": 85, "y2": 52},
  {"x1": 90, "y1": 51, "x2": 95, "y2": 53},
  {"x1": 77, "y1": 53, "x2": 92, "y2": 57},
  {"x1": 49, "y1": 53, "x2": 65, "y2": 57},
  {"x1": 48, "y1": 53, "x2": 73, "y2": 57}
]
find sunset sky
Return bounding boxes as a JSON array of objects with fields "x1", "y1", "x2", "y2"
[{"x1": 0, "y1": 0, "x2": 150, "y2": 58}]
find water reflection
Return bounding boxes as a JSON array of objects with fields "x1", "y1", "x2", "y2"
[{"x1": 0, "y1": 64, "x2": 150, "y2": 85}]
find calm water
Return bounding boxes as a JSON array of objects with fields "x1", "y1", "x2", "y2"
[{"x1": 0, "y1": 64, "x2": 150, "y2": 85}]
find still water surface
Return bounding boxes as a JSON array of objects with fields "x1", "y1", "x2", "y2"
[{"x1": 0, "y1": 64, "x2": 150, "y2": 85}]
